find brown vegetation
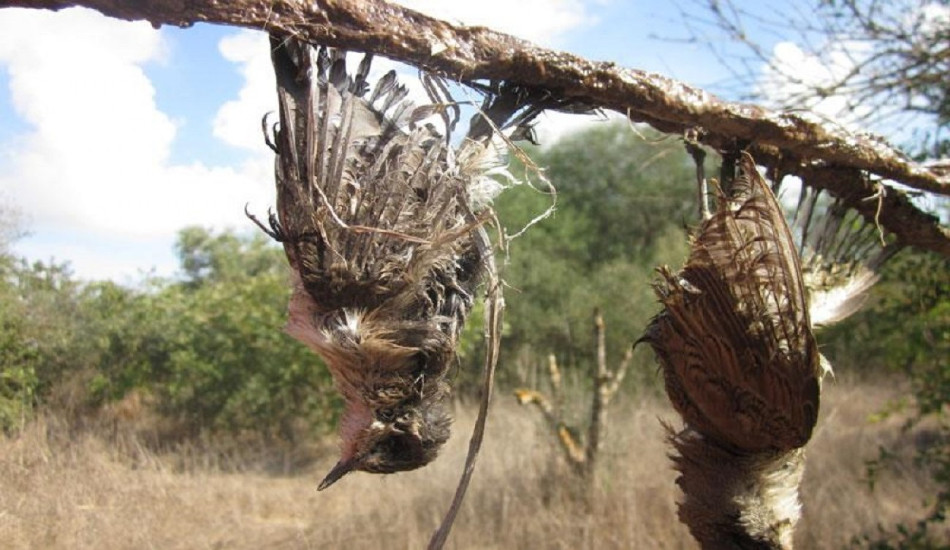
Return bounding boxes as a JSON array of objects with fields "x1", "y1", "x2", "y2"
[{"x1": 0, "y1": 377, "x2": 934, "y2": 549}]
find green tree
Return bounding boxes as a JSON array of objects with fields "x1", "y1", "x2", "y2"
[
  {"x1": 176, "y1": 226, "x2": 283, "y2": 286},
  {"x1": 532, "y1": 124, "x2": 697, "y2": 263},
  {"x1": 155, "y1": 228, "x2": 338, "y2": 441},
  {"x1": 493, "y1": 124, "x2": 694, "y2": 388},
  {"x1": 822, "y1": 248, "x2": 950, "y2": 548},
  {"x1": 0, "y1": 257, "x2": 87, "y2": 431},
  {"x1": 0, "y1": 225, "x2": 340, "y2": 443},
  {"x1": 0, "y1": 257, "x2": 41, "y2": 432}
]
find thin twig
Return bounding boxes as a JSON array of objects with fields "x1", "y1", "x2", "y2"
[{"x1": 427, "y1": 223, "x2": 502, "y2": 550}]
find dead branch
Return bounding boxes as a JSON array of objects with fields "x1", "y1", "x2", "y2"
[
  {"x1": 3, "y1": 0, "x2": 948, "y2": 255},
  {"x1": 514, "y1": 388, "x2": 587, "y2": 468},
  {"x1": 514, "y1": 310, "x2": 631, "y2": 480}
]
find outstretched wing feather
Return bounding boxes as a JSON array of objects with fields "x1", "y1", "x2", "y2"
[{"x1": 645, "y1": 153, "x2": 821, "y2": 453}]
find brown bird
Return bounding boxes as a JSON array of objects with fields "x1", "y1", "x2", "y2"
[
  {"x1": 254, "y1": 36, "x2": 549, "y2": 490},
  {"x1": 641, "y1": 152, "x2": 825, "y2": 549},
  {"x1": 645, "y1": 152, "x2": 823, "y2": 453}
]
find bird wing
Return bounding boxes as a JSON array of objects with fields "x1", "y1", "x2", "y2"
[
  {"x1": 795, "y1": 197, "x2": 899, "y2": 328},
  {"x1": 270, "y1": 37, "x2": 474, "y2": 315},
  {"x1": 645, "y1": 153, "x2": 822, "y2": 453},
  {"x1": 265, "y1": 38, "x2": 556, "y2": 391}
]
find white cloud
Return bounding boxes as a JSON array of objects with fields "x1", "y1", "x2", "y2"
[
  {"x1": 918, "y1": 2, "x2": 949, "y2": 37},
  {"x1": 0, "y1": 8, "x2": 175, "y2": 232},
  {"x1": 213, "y1": 31, "x2": 277, "y2": 151},
  {"x1": 0, "y1": 8, "x2": 276, "y2": 280},
  {"x1": 756, "y1": 40, "x2": 873, "y2": 129}
]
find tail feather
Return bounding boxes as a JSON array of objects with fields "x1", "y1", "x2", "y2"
[{"x1": 787, "y1": 177, "x2": 901, "y2": 328}]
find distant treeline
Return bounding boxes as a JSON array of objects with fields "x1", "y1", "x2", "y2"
[{"x1": 2, "y1": 125, "x2": 946, "y2": 450}]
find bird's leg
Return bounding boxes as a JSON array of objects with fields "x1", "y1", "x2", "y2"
[
  {"x1": 718, "y1": 139, "x2": 748, "y2": 197},
  {"x1": 245, "y1": 205, "x2": 286, "y2": 242},
  {"x1": 261, "y1": 113, "x2": 280, "y2": 154},
  {"x1": 684, "y1": 130, "x2": 709, "y2": 220}
]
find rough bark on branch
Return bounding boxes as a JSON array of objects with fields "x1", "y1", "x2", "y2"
[{"x1": 4, "y1": 0, "x2": 949, "y2": 255}]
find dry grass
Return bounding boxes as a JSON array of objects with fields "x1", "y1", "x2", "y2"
[{"x1": 0, "y1": 377, "x2": 938, "y2": 549}]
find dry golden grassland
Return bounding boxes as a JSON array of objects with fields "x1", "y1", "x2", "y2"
[{"x1": 0, "y1": 377, "x2": 937, "y2": 549}]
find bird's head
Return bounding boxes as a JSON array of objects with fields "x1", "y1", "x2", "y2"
[
  {"x1": 287, "y1": 296, "x2": 459, "y2": 490},
  {"x1": 318, "y1": 400, "x2": 451, "y2": 490}
]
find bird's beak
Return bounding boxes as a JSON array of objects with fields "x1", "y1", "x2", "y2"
[{"x1": 318, "y1": 456, "x2": 358, "y2": 491}]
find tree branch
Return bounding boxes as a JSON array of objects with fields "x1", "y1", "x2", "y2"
[
  {"x1": 513, "y1": 388, "x2": 587, "y2": 469},
  {"x1": 4, "y1": 0, "x2": 949, "y2": 255}
]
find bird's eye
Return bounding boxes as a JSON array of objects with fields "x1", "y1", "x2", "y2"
[
  {"x1": 384, "y1": 435, "x2": 410, "y2": 455},
  {"x1": 380, "y1": 434, "x2": 422, "y2": 461},
  {"x1": 377, "y1": 408, "x2": 396, "y2": 422}
]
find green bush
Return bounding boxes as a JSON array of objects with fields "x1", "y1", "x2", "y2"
[{"x1": 0, "y1": 228, "x2": 338, "y2": 442}]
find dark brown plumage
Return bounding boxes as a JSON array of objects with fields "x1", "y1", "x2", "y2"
[
  {"x1": 256, "y1": 36, "x2": 544, "y2": 490},
  {"x1": 644, "y1": 152, "x2": 822, "y2": 454},
  {"x1": 641, "y1": 152, "x2": 824, "y2": 549}
]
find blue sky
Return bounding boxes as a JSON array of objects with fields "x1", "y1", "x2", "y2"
[{"x1": 0, "y1": 1, "x2": 794, "y2": 283}]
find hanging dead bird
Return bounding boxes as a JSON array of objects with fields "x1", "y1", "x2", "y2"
[
  {"x1": 645, "y1": 152, "x2": 823, "y2": 452},
  {"x1": 640, "y1": 152, "x2": 826, "y2": 549},
  {"x1": 252, "y1": 35, "x2": 552, "y2": 491}
]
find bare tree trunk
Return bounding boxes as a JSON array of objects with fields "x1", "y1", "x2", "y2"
[
  {"x1": 3, "y1": 0, "x2": 949, "y2": 256},
  {"x1": 515, "y1": 310, "x2": 631, "y2": 481},
  {"x1": 585, "y1": 311, "x2": 608, "y2": 480}
]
